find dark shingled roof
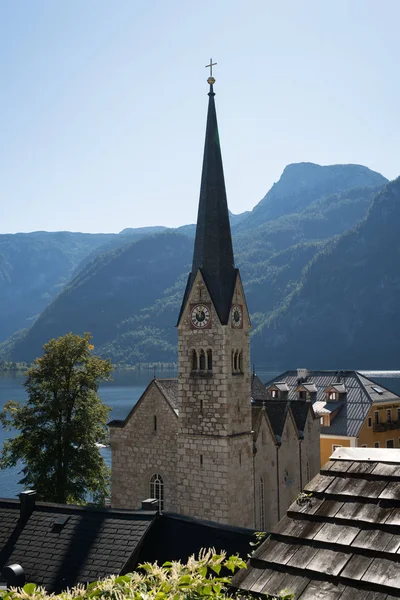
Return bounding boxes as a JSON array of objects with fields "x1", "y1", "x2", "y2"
[
  {"x1": 262, "y1": 401, "x2": 290, "y2": 441},
  {"x1": 290, "y1": 401, "x2": 310, "y2": 436},
  {"x1": 263, "y1": 370, "x2": 400, "y2": 438},
  {"x1": 155, "y1": 378, "x2": 179, "y2": 411},
  {"x1": 0, "y1": 499, "x2": 155, "y2": 592},
  {"x1": 232, "y1": 448, "x2": 400, "y2": 598},
  {"x1": 0, "y1": 498, "x2": 255, "y2": 593},
  {"x1": 177, "y1": 82, "x2": 237, "y2": 326},
  {"x1": 139, "y1": 512, "x2": 255, "y2": 566},
  {"x1": 251, "y1": 374, "x2": 270, "y2": 401}
]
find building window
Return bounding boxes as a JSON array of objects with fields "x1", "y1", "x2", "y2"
[
  {"x1": 200, "y1": 398, "x2": 203, "y2": 413},
  {"x1": 238, "y1": 351, "x2": 243, "y2": 372},
  {"x1": 387, "y1": 409, "x2": 392, "y2": 423},
  {"x1": 368, "y1": 417, "x2": 372, "y2": 428},
  {"x1": 374, "y1": 411, "x2": 379, "y2": 425},
  {"x1": 239, "y1": 451, "x2": 242, "y2": 466},
  {"x1": 320, "y1": 417, "x2": 324, "y2": 425},
  {"x1": 153, "y1": 415, "x2": 157, "y2": 432},
  {"x1": 191, "y1": 349, "x2": 198, "y2": 371},
  {"x1": 207, "y1": 349, "x2": 213, "y2": 371},
  {"x1": 374, "y1": 442, "x2": 380, "y2": 448},
  {"x1": 199, "y1": 349, "x2": 206, "y2": 370},
  {"x1": 271, "y1": 389, "x2": 279, "y2": 399},
  {"x1": 150, "y1": 473, "x2": 164, "y2": 510},
  {"x1": 397, "y1": 408, "x2": 400, "y2": 422},
  {"x1": 200, "y1": 454, "x2": 203, "y2": 467},
  {"x1": 299, "y1": 390, "x2": 306, "y2": 400},
  {"x1": 259, "y1": 477, "x2": 265, "y2": 531},
  {"x1": 329, "y1": 392, "x2": 337, "y2": 400},
  {"x1": 332, "y1": 444, "x2": 342, "y2": 452},
  {"x1": 387, "y1": 440, "x2": 394, "y2": 448}
]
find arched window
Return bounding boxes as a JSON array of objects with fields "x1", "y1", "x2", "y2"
[
  {"x1": 238, "y1": 351, "x2": 243, "y2": 372},
  {"x1": 260, "y1": 477, "x2": 265, "y2": 531},
  {"x1": 150, "y1": 473, "x2": 164, "y2": 510},
  {"x1": 191, "y1": 349, "x2": 198, "y2": 371},
  {"x1": 199, "y1": 349, "x2": 206, "y2": 370},
  {"x1": 207, "y1": 349, "x2": 213, "y2": 371}
]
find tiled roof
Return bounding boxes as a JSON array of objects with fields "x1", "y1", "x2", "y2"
[
  {"x1": 290, "y1": 401, "x2": 310, "y2": 436},
  {"x1": 155, "y1": 378, "x2": 179, "y2": 411},
  {"x1": 251, "y1": 374, "x2": 270, "y2": 401},
  {"x1": 232, "y1": 448, "x2": 400, "y2": 598},
  {"x1": 0, "y1": 499, "x2": 155, "y2": 592},
  {"x1": 138, "y1": 512, "x2": 255, "y2": 566},
  {"x1": 262, "y1": 401, "x2": 290, "y2": 440},
  {"x1": 263, "y1": 370, "x2": 400, "y2": 438}
]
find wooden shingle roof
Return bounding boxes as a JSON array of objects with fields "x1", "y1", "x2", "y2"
[{"x1": 232, "y1": 448, "x2": 400, "y2": 598}]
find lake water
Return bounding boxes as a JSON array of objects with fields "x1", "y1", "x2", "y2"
[{"x1": 1, "y1": 368, "x2": 400, "y2": 499}]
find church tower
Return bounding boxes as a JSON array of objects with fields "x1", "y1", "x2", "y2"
[{"x1": 176, "y1": 69, "x2": 254, "y2": 528}]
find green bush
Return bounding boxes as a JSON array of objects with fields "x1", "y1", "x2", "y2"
[{"x1": 0, "y1": 550, "x2": 294, "y2": 599}]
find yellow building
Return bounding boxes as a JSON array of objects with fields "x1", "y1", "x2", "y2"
[{"x1": 264, "y1": 370, "x2": 400, "y2": 466}]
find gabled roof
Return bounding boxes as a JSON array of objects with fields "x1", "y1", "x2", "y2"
[
  {"x1": 232, "y1": 448, "x2": 400, "y2": 598},
  {"x1": 297, "y1": 382, "x2": 318, "y2": 393},
  {"x1": 251, "y1": 374, "x2": 270, "y2": 401},
  {"x1": 264, "y1": 370, "x2": 400, "y2": 438},
  {"x1": 0, "y1": 499, "x2": 155, "y2": 592},
  {"x1": 267, "y1": 381, "x2": 290, "y2": 392},
  {"x1": 290, "y1": 401, "x2": 311, "y2": 437},
  {"x1": 108, "y1": 378, "x2": 179, "y2": 428}
]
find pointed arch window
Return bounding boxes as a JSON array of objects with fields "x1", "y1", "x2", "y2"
[
  {"x1": 207, "y1": 349, "x2": 213, "y2": 371},
  {"x1": 191, "y1": 349, "x2": 198, "y2": 371},
  {"x1": 199, "y1": 349, "x2": 206, "y2": 370},
  {"x1": 150, "y1": 473, "x2": 164, "y2": 510},
  {"x1": 259, "y1": 477, "x2": 265, "y2": 531}
]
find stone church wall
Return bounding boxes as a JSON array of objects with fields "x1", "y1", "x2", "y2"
[
  {"x1": 277, "y1": 414, "x2": 301, "y2": 520},
  {"x1": 111, "y1": 382, "x2": 178, "y2": 511},
  {"x1": 300, "y1": 410, "x2": 321, "y2": 487},
  {"x1": 254, "y1": 415, "x2": 279, "y2": 531}
]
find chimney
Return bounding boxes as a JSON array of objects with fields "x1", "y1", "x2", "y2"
[
  {"x1": 19, "y1": 490, "x2": 36, "y2": 524},
  {"x1": 297, "y1": 368, "x2": 308, "y2": 381},
  {"x1": 141, "y1": 498, "x2": 159, "y2": 511}
]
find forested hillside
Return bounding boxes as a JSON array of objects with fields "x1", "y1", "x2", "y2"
[
  {"x1": 252, "y1": 177, "x2": 400, "y2": 369},
  {"x1": 0, "y1": 232, "x2": 112, "y2": 341},
  {"x1": 2, "y1": 162, "x2": 390, "y2": 366}
]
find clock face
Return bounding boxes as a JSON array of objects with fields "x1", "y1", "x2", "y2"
[
  {"x1": 231, "y1": 304, "x2": 243, "y2": 328},
  {"x1": 190, "y1": 304, "x2": 211, "y2": 328}
]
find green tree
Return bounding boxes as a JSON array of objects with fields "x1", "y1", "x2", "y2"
[{"x1": 0, "y1": 332, "x2": 112, "y2": 505}]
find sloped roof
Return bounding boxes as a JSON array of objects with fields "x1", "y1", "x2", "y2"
[
  {"x1": 263, "y1": 370, "x2": 400, "y2": 438},
  {"x1": 108, "y1": 378, "x2": 179, "y2": 428},
  {"x1": 251, "y1": 374, "x2": 270, "y2": 401},
  {"x1": 0, "y1": 499, "x2": 155, "y2": 592},
  {"x1": 262, "y1": 401, "x2": 290, "y2": 441},
  {"x1": 290, "y1": 401, "x2": 310, "y2": 436},
  {"x1": 155, "y1": 378, "x2": 179, "y2": 411},
  {"x1": 232, "y1": 448, "x2": 400, "y2": 598}
]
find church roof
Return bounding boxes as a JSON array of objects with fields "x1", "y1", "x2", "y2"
[
  {"x1": 178, "y1": 80, "x2": 237, "y2": 326},
  {"x1": 232, "y1": 447, "x2": 400, "y2": 598},
  {"x1": 155, "y1": 378, "x2": 179, "y2": 411}
]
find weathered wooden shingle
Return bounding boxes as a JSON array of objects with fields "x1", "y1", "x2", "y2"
[{"x1": 231, "y1": 448, "x2": 400, "y2": 598}]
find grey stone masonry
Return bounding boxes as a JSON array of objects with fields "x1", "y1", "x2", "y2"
[
  {"x1": 110, "y1": 380, "x2": 178, "y2": 511},
  {"x1": 176, "y1": 270, "x2": 254, "y2": 528}
]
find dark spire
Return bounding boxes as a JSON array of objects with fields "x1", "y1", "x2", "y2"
[{"x1": 178, "y1": 75, "x2": 237, "y2": 325}]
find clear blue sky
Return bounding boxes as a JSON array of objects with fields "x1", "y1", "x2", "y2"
[{"x1": 1, "y1": 0, "x2": 399, "y2": 234}]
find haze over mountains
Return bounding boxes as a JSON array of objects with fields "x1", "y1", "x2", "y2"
[{"x1": 1, "y1": 162, "x2": 396, "y2": 369}]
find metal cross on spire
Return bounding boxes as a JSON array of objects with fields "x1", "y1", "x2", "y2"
[{"x1": 205, "y1": 58, "x2": 217, "y2": 78}]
